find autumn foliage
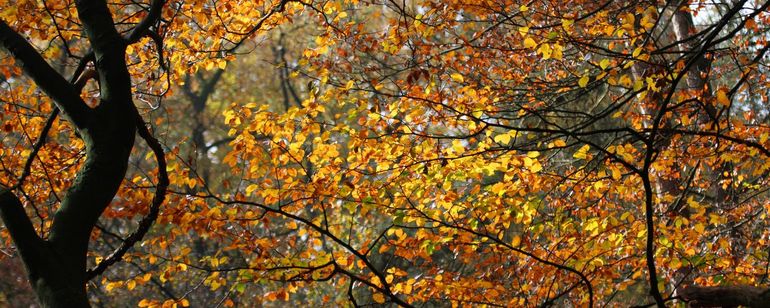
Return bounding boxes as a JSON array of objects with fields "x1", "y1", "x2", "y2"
[{"x1": 1, "y1": 0, "x2": 770, "y2": 307}]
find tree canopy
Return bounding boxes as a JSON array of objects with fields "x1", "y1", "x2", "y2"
[{"x1": 1, "y1": 0, "x2": 770, "y2": 307}]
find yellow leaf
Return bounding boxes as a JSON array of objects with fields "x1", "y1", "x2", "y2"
[
  {"x1": 494, "y1": 133, "x2": 511, "y2": 144},
  {"x1": 373, "y1": 293, "x2": 386, "y2": 303},
  {"x1": 518, "y1": 26, "x2": 529, "y2": 36},
  {"x1": 106, "y1": 282, "x2": 119, "y2": 292},
  {"x1": 562, "y1": 19, "x2": 574, "y2": 30},
  {"x1": 450, "y1": 73, "x2": 464, "y2": 83},
  {"x1": 716, "y1": 89, "x2": 730, "y2": 106},
  {"x1": 210, "y1": 280, "x2": 221, "y2": 291},
  {"x1": 593, "y1": 180, "x2": 604, "y2": 190},
  {"x1": 585, "y1": 220, "x2": 599, "y2": 232},
  {"x1": 619, "y1": 74, "x2": 632, "y2": 88},
  {"x1": 573, "y1": 144, "x2": 590, "y2": 160},
  {"x1": 511, "y1": 235, "x2": 521, "y2": 247},
  {"x1": 523, "y1": 37, "x2": 537, "y2": 49},
  {"x1": 610, "y1": 166, "x2": 622, "y2": 180},
  {"x1": 529, "y1": 162, "x2": 543, "y2": 173},
  {"x1": 694, "y1": 223, "x2": 705, "y2": 233},
  {"x1": 519, "y1": 5, "x2": 528, "y2": 11},
  {"x1": 552, "y1": 44, "x2": 563, "y2": 60},
  {"x1": 245, "y1": 184, "x2": 259, "y2": 196},
  {"x1": 600, "y1": 59, "x2": 610, "y2": 70},
  {"x1": 490, "y1": 183, "x2": 507, "y2": 197},
  {"x1": 527, "y1": 151, "x2": 540, "y2": 158},
  {"x1": 578, "y1": 75, "x2": 589, "y2": 88},
  {"x1": 538, "y1": 43, "x2": 552, "y2": 59}
]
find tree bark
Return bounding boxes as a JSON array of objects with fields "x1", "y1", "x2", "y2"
[
  {"x1": 0, "y1": 188, "x2": 88, "y2": 307},
  {"x1": 0, "y1": 1, "x2": 152, "y2": 306},
  {"x1": 680, "y1": 285, "x2": 770, "y2": 307}
]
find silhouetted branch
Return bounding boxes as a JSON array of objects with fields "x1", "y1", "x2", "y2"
[{"x1": 86, "y1": 113, "x2": 169, "y2": 280}]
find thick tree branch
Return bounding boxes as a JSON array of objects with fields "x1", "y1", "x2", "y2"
[
  {"x1": 0, "y1": 187, "x2": 44, "y2": 267},
  {"x1": 87, "y1": 113, "x2": 168, "y2": 280},
  {"x1": 47, "y1": 0, "x2": 138, "y2": 271},
  {"x1": 75, "y1": 0, "x2": 125, "y2": 55},
  {"x1": 0, "y1": 20, "x2": 91, "y2": 128},
  {"x1": 74, "y1": 0, "x2": 132, "y2": 106},
  {"x1": 679, "y1": 285, "x2": 770, "y2": 307}
]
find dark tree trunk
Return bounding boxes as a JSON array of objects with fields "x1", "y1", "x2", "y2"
[{"x1": 0, "y1": 0, "x2": 163, "y2": 306}]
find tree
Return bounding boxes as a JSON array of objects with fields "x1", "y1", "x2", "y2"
[
  {"x1": 1, "y1": 0, "x2": 770, "y2": 307},
  {"x1": 0, "y1": 1, "x2": 163, "y2": 306}
]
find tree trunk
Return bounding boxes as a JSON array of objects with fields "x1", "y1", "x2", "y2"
[
  {"x1": 26, "y1": 245, "x2": 90, "y2": 308},
  {"x1": 0, "y1": 1, "x2": 145, "y2": 306}
]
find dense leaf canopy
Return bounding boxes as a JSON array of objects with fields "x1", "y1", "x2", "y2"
[{"x1": 1, "y1": 0, "x2": 770, "y2": 307}]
